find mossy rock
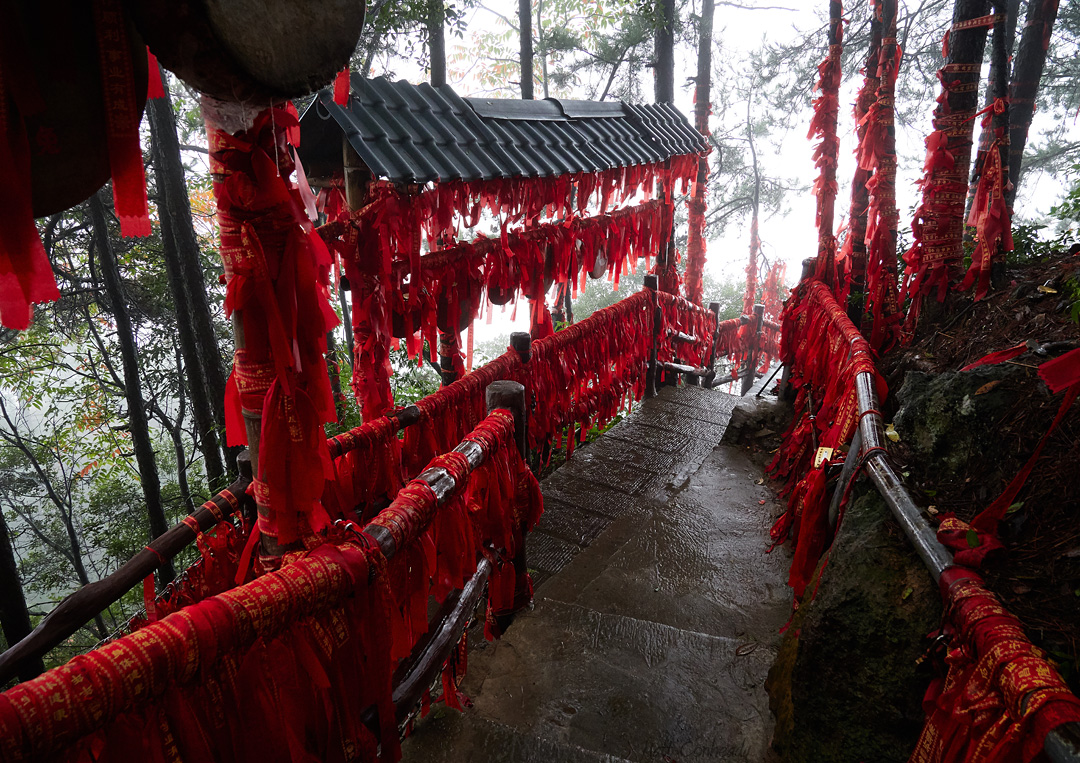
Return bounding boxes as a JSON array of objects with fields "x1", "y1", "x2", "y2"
[
  {"x1": 767, "y1": 489, "x2": 941, "y2": 763},
  {"x1": 893, "y1": 366, "x2": 1037, "y2": 479}
]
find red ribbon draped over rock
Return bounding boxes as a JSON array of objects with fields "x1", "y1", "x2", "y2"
[
  {"x1": 768, "y1": 280, "x2": 886, "y2": 597},
  {"x1": 909, "y1": 568, "x2": 1080, "y2": 763}
]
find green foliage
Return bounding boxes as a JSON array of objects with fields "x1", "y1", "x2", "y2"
[
  {"x1": 389, "y1": 344, "x2": 443, "y2": 405},
  {"x1": 1063, "y1": 275, "x2": 1080, "y2": 325},
  {"x1": 1008, "y1": 222, "x2": 1073, "y2": 266},
  {"x1": 1050, "y1": 163, "x2": 1080, "y2": 229}
]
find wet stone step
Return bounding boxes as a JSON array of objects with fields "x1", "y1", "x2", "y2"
[
  {"x1": 535, "y1": 497, "x2": 613, "y2": 548},
  {"x1": 402, "y1": 386, "x2": 786, "y2": 763}
]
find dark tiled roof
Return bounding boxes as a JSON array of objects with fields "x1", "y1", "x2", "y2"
[{"x1": 298, "y1": 75, "x2": 706, "y2": 185}]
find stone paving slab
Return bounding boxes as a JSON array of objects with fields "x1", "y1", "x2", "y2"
[
  {"x1": 404, "y1": 712, "x2": 633, "y2": 763},
  {"x1": 402, "y1": 386, "x2": 789, "y2": 763}
]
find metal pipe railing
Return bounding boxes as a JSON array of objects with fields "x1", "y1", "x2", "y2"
[{"x1": 797, "y1": 271, "x2": 1080, "y2": 761}]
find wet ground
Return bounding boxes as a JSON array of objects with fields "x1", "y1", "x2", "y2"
[{"x1": 402, "y1": 385, "x2": 790, "y2": 762}]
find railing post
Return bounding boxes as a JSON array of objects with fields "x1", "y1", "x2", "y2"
[
  {"x1": 486, "y1": 380, "x2": 527, "y2": 457},
  {"x1": 510, "y1": 331, "x2": 532, "y2": 364},
  {"x1": 485, "y1": 380, "x2": 531, "y2": 628},
  {"x1": 704, "y1": 301, "x2": 721, "y2": 387},
  {"x1": 740, "y1": 304, "x2": 765, "y2": 396},
  {"x1": 236, "y1": 449, "x2": 255, "y2": 525},
  {"x1": 509, "y1": 331, "x2": 537, "y2": 467},
  {"x1": 643, "y1": 274, "x2": 660, "y2": 397}
]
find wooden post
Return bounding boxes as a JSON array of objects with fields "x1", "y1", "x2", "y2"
[
  {"x1": 510, "y1": 331, "x2": 538, "y2": 467},
  {"x1": 438, "y1": 331, "x2": 461, "y2": 386},
  {"x1": 740, "y1": 304, "x2": 765, "y2": 396},
  {"x1": 485, "y1": 381, "x2": 530, "y2": 628},
  {"x1": 705, "y1": 301, "x2": 721, "y2": 387},
  {"x1": 643, "y1": 275, "x2": 660, "y2": 397},
  {"x1": 510, "y1": 331, "x2": 532, "y2": 364},
  {"x1": 486, "y1": 381, "x2": 527, "y2": 458}
]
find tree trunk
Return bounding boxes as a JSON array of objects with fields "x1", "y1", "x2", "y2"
[
  {"x1": 903, "y1": 0, "x2": 992, "y2": 331},
  {"x1": 0, "y1": 510, "x2": 43, "y2": 681},
  {"x1": 89, "y1": 194, "x2": 175, "y2": 585},
  {"x1": 965, "y1": 0, "x2": 1021, "y2": 224},
  {"x1": 338, "y1": 280, "x2": 355, "y2": 362},
  {"x1": 988, "y1": 7, "x2": 1012, "y2": 285},
  {"x1": 865, "y1": 0, "x2": 902, "y2": 350},
  {"x1": 654, "y1": 0, "x2": 676, "y2": 102},
  {"x1": 537, "y1": 0, "x2": 550, "y2": 98},
  {"x1": 937, "y1": 0, "x2": 992, "y2": 273},
  {"x1": 428, "y1": 0, "x2": 447, "y2": 87},
  {"x1": 844, "y1": 8, "x2": 882, "y2": 324},
  {"x1": 439, "y1": 331, "x2": 463, "y2": 386},
  {"x1": 652, "y1": 0, "x2": 677, "y2": 293},
  {"x1": 682, "y1": 0, "x2": 714, "y2": 306},
  {"x1": 326, "y1": 328, "x2": 347, "y2": 421},
  {"x1": 147, "y1": 84, "x2": 227, "y2": 491},
  {"x1": 519, "y1": 0, "x2": 534, "y2": 98},
  {"x1": 145, "y1": 64, "x2": 235, "y2": 477},
  {"x1": 1006, "y1": 0, "x2": 1060, "y2": 207},
  {"x1": 744, "y1": 110, "x2": 761, "y2": 317}
]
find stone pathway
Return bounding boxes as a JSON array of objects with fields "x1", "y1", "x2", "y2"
[{"x1": 402, "y1": 385, "x2": 791, "y2": 762}]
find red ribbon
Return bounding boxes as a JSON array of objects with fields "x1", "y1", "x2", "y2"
[{"x1": 94, "y1": 0, "x2": 151, "y2": 238}]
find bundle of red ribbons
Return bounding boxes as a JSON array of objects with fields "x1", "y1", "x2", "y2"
[
  {"x1": 322, "y1": 185, "x2": 677, "y2": 420},
  {"x1": 0, "y1": 6, "x2": 164, "y2": 330},
  {"x1": 909, "y1": 568, "x2": 1080, "y2": 763},
  {"x1": 209, "y1": 103, "x2": 339, "y2": 559},
  {"x1": 768, "y1": 280, "x2": 886, "y2": 597}
]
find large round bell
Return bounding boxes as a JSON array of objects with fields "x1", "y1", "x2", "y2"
[
  {"x1": 132, "y1": 0, "x2": 366, "y2": 102},
  {"x1": 436, "y1": 288, "x2": 480, "y2": 334},
  {"x1": 487, "y1": 284, "x2": 515, "y2": 306},
  {"x1": 588, "y1": 251, "x2": 609, "y2": 280},
  {"x1": 391, "y1": 308, "x2": 420, "y2": 339}
]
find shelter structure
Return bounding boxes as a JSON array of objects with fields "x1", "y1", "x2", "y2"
[{"x1": 297, "y1": 75, "x2": 705, "y2": 424}]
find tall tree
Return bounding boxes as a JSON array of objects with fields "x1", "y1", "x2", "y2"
[
  {"x1": 654, "y1": 0, "x2": 676, "y2": 102},
  {"x1": 428, "y1": 0, "x2": 447, "y2": 86},
  {"x1": 683, "y1": 0, "x2": 715, "y2": 305},
  {"x1": 146, "y1": 72, "x2": 228, "y2": 489},
  {"x1": 520, "y1": 0, "x2": 535, "y2": 98},
  {"x1": 0, "y1": 508, "x2": 41, "y2": 681},
  {"x1": 969, "y1": 0, "x2": 1021, "y2": 196},
  {"x1": 88, "y1": 194, "x2": 175, "y2": 585},
  {"x1": 842, "y1": 8, "x2": 883, "y2": 323},
  {"x1": 0, "y1": 400, "x2": 110, "y2": 641},
  {"x1": 145, "y1": 67, "x2": 233, "y2": 478},
  {"x1": 901, "y1": 0, "x2": 992, "y2": 330},
  {"x1": 1006, "y1": 0, "x2": 1060, "y2": 206}
]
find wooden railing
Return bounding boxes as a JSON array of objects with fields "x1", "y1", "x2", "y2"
[
  {"x1": 0, "y1": 384, "x2": 538, "y2": 762},
  {"x1": 0, "y1": 282, "x2": 752, "y2": 689}
]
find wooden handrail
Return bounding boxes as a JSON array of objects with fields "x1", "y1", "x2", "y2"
[{"x1": 0, "y1": 459, "x2": 254, "y2": 686}]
